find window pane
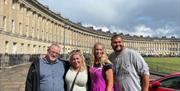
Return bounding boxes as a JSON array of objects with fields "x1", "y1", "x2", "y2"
[{"x1": 160, "y1": 77, "x2": 180, "y2": 90}]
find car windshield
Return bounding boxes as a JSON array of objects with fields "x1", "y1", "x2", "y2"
[{"x1": 160, "y1": 76, "x2": 180, "y2": 90}]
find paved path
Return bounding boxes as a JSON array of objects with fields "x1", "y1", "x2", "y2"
[
  {"x1": 0, "y1": 63, "x2": 162, "y2": 91},
  {"x1": 0, "y1": 63, "x2": 31, "y2": 91}
]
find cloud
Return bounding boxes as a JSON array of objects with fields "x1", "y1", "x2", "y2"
[
  {"x1": 83, "y1": 24, "x2": 109, "y2": 32},
  {"x1": 133, "y1": 25, "x2": 153, "y2": 37},
  {"x1": 87, "y1": 24, "x2": 180, "y2": 38},
  {"x1": 38, "y1": 0, "x2": 180, "y2": 38},
  {"x1": 130, "y1": 24, "x2": 179, "y2": 38}
]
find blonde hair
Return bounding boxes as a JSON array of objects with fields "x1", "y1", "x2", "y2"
[
  {"x1": 69, "y1": 50, "x2": 86, "y2": 71},
  {"x1": 90, "y1": 42, "x2": 112, "y2": 66}
]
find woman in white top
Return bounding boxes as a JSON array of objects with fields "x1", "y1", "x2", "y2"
[{"x1": 65, "y1": 50, "x2": 88, "y2": 91}]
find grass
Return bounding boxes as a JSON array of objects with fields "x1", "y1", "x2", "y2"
[{"x1": 144, "y1": 57, "x2": 180, "y2": 74}]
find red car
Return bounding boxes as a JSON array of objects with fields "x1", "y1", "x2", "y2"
[{"x1": 149, "y1": 73, "x2": 180, "y2": 91}]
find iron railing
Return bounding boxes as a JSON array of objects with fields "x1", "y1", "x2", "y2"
[{"x1": 0, "y1": 54, "x2": 40, "y2": 70}]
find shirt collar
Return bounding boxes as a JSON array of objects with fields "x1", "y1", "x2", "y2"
[{"x1": 43, "y1": 57, "x2": 59, "y2": 64}]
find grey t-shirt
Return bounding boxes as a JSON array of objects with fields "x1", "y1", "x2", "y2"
[{"x1": 109, "y1": 48, "x2": 149, "y2": 91}]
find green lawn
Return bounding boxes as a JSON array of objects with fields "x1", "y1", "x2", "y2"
[{"x1": 144, "y1": 57, "x2": 180, "y2": 74}]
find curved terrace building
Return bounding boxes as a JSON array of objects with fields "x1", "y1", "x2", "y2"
[{"x1": 0, "y1": 0, "x2": 180, "y2": 56}]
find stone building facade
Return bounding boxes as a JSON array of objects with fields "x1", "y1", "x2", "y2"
[{"x1": 0, "y1": 0, "x2": 180, "y2": 56}]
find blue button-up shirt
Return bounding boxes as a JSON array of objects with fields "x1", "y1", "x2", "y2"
[{"x1": 40, "y1": 58, "x2": 65, "y2": 91}]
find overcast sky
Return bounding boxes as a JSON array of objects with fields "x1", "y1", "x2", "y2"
[{"x1": 38, "y1": 0, "x2": 180, "y2": 38}]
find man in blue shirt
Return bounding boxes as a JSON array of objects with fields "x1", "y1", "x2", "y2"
[{"x1": 25, "y1": 43, "x2": 70, "y2": 91}]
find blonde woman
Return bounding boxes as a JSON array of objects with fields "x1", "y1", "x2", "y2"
[
  {"x1": 89, "y1": 42, "x2": 114, "y2": 91},
  {"x1": 65, "y1": 50, "x2": 88, "y2": 91}
]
